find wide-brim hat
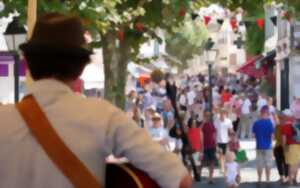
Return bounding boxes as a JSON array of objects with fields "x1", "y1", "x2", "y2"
[
  {"x1": 152, "y1": 113, "x2": 162, "y2": 121},
  {"x1": 20, "y1": 13, "x2": 93, "y2": 58}
]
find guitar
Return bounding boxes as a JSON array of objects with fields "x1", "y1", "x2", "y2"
[{"x1": 106, "y1": 162, "x2": 160, "y2": 188}]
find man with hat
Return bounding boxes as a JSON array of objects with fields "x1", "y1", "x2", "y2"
[{"x1": 0, "y1": 13, "x2": 191, "y2": 188}]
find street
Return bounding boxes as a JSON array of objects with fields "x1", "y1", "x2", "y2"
[{"x1": 193, "y1": 140, "x2": 300, "y2": 188}]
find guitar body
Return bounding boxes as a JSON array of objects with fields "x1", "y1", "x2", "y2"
[{"x1": 106, "y1": 163, "x2": 161, "y2": 188}]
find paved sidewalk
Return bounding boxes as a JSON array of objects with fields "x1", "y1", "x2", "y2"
[{"x1": 192, "y1": 140, "x2": 300, "y2": 188}]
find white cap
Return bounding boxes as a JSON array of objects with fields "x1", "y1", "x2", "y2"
[{"x1": 147, "y1": 105, "x2": 156, "y2": 111}]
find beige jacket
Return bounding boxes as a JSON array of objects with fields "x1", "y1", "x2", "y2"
[{"x1": 0, "y1": 79, "x2": 187, "y2": 188}]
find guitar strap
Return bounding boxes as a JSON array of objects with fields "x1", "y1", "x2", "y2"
[{"x1": 16, "y1": 95, "x2": 102, "y2": 188}]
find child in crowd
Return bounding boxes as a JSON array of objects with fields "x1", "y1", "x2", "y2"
[
  {"x1": 148, "y1": 113, "x2": 171, "y2": 151},
  {"x1": 225, "y1": 151, "x2": 241, "y2": 188}
]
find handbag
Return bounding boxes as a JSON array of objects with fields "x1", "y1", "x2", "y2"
[{"x1": 235, "y1": 150, "x2": 248, "y2": 163}]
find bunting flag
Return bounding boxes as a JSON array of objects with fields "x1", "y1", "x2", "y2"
[
  {"x1": 230, "y1": 19, "x2": 238, "y2": 30},
  {"x1": 217, "y1": 19, "x2": 224, "y2": 26},
  {"x1": 256, "y1": 19, "x2": 265, "y2": 29},
  {"x1": 234, "y1": 36, "x2": 245, "y2": 49},
  {"x1": 270, "y1": 16, "x2": 277, "y2": 26},
  {"x1": 283, "y1": 11, "x2": 291, "y2": 22},
  {"x1": 204, "y1": 16, "x2": 211, "y2": 26},
  {"x1": 191, "y1": 13, "x2": 199, "y2": 20}
]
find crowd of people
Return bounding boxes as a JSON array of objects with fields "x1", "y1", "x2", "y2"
[{"x1": 125, "y1": 73, "x2": 300, "y2": 187}]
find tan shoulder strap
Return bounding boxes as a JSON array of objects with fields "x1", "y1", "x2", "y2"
[{"x1": 16, "y1": 95, "x2": 102, "y2": 188}]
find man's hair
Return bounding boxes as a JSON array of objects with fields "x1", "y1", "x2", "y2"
[
  {"x1": 25, "y1": 52, "x2": 90, "y2": 81},
  {"x1": 260, "y1": 105, "x2": 269, "y2": 114}
]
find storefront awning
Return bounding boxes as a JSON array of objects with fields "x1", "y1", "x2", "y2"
[{"x1": 237, "y1": 55, "x2": 268, "y2": 78}]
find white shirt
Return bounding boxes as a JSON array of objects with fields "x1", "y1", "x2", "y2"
[
  {"x1": 225, "y1": 162, "x2": 239, "y2": 185},
  {"x1": 187, "y1": 90, "x2": 196, "y2": 106},
  {"x1": 148, "y1": 127, "x2": 170, "y2": 151},
  {"x1": 241, "y1": 98, "x2": 252, "y2": 115},
  {"x1": 0, "y1": 79, "x2": 187, "y2": 188},
  {"x1": 257, "y1": 97, "x2": 268, "y2": 112},
  {"x1": 179, "y1": 94, "x2": 187, "y2": 106},
  {"x1": 215, "y1": 118, "x2": 233, "y2": 144}
]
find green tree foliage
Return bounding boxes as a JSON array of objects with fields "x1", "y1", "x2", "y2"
[
  {"x1": 1, "y1": 0, "x2": 200, "y2": 108},
  {"x1": 165, "y1": 16, "x2": 209, "y2": 68}
]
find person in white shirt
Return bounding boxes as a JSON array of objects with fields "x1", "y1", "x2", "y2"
[
  {"x1": 149, "y1": 113, "x2": 171, "y2": 151},
  {"x1": 257, "y1": 94, "x2": 268, "y2": 113},
  {"x1": 0, "y1": 13, "x2": 192, "y2": 188},
  {"x1": 187, "y1": 87, "x2": 196, "y2": 107},
  {"x1": 240, "y1": 95, "x2": 252, "y2": 139},
  {"x1": 213, "y1": 86, "x2": 221, "y2": 107},
  {"x1": 215, "y1": 109, "x2": 234, "y2": 173},
  {"x1": 225, "y1": 151, "x2": 241, "y2": 188},
  {"x1": 179, "y1": 89, "x2": 188, "y2": 111}
]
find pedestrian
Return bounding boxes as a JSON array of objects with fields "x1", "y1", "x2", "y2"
[
  {"x1": 149, "y1": 113, "x2": 171, "y2": 151},
  {"x1": 257, "y1": 93, "x2": 268, "y2": 113},
  {"x1": 228, "y1": 132, "x2": 240, "y2": 154},
  {"x1": 282, "y1": 109, "x2": 300, "y2": 186},
  {"x1": 215, "y1": 108, "x2": 234, "y2": 173},
  {"x1": 273, "y1": 109, "x2": 290, "y2": 184},
  {"x1": 179, "y1": 88, "x2": 188, "y2": 112},
  {"x1": 200, "y1": 111, "x2": 217, "y2": 184},
  {"x1": 221, "y1": 88, "x2": 232, "y2": 106},
  {"x1": 291, "y1": 94, "x2": 300, "y2": 120},
  {"x1": 125, "y1": 89, "x2": 137, "y2": 112},
  {"x1": 252, "y1": 105, "x2": 274, "y2": 183},
  {"x1": 240, "y1": 94, "x2": 252, "y2": 139},
  {"x1": 0, "y1": 13, "x2": 192, "y2": 188},
  {"x1": 225, "y1": 151, "x2": 241, "y2": 188},
  {"x1": 230, "y1": 94, "x2": 242, "y2": 133},
  {"x1": 162, "y1": 99, "x2": 175, "y2": 129},
  {"x1": 144, "y1": 105, "x2": 156, "y2": 130},
  {"x1": 268, "y1": 97, "x2": 278, "y2": 126},
  {"x1": 187, "y1": 117, "x2": 203, "y2": 176}
]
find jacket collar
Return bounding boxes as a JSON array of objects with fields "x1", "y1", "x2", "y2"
[{"x1": 26, "y1": 79, "x2": 73, "y2": 97}]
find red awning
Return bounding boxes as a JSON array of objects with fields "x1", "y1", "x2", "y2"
[{"x1": 237, "y1": 55, "x2": 268, "y2": 78}]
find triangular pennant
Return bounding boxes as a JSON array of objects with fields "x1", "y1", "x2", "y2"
[
  {"x1": 244, "y1": 21, "x2": 253, "y2": 29},
  {"x1": 204, "y1": 16, "x2": 211, "y2": 26},
  {"x1": 283, "y1": 11, "x2": 292, "y2": 22},
  {"x1": 270, "y1": 16, "x2": 277, "y2": 26},
  {"x1": 256, "y1": 19, "x2": 265, "y2": 30},
  {"x1": 191, "y1": 13, "x2": 199, "y2": 20},
  {"x1": 230, "y1": 19, "x2": 238, "y2": 30},
  {"x1": 217, "y1": 19, "x2": 224, "y2": 26}
]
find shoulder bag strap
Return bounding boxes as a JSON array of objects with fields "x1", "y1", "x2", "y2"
[{"x1": 16, "y1": 95, "x2": 102, "y2": 188}]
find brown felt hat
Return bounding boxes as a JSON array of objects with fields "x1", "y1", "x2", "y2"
[{"x1": 20, "y1": 13, "x2": 92, "y2": 57}]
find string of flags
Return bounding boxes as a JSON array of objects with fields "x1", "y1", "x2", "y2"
[{"x1": 192, "y1": 13, "x2": 291, "y2": 31}]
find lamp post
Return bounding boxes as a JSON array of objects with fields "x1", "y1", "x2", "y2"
[
  {"x1": 4, "y1": 17, "x2": 27, "y2": 103},
  {"x1": 205, "y1": 38, "x2": 218, "y2": 122}
]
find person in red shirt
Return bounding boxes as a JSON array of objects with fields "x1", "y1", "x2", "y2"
[
  {"x1": 281, "y1": 110, "x2": 300, "y2": 186},
  {"x1": 221, "y1": 89, "x2": 232, "y2": 106},
  {"x1": 187, "y1": 117, "x2": 203, "y2": 178},
  {"x1": 199, "y1": 111, "x2": 217, "y2": 184}
]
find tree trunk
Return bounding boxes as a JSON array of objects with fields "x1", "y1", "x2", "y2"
[{"x1": 102, "y1": 31, "x2": 130, "y2": 109}]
